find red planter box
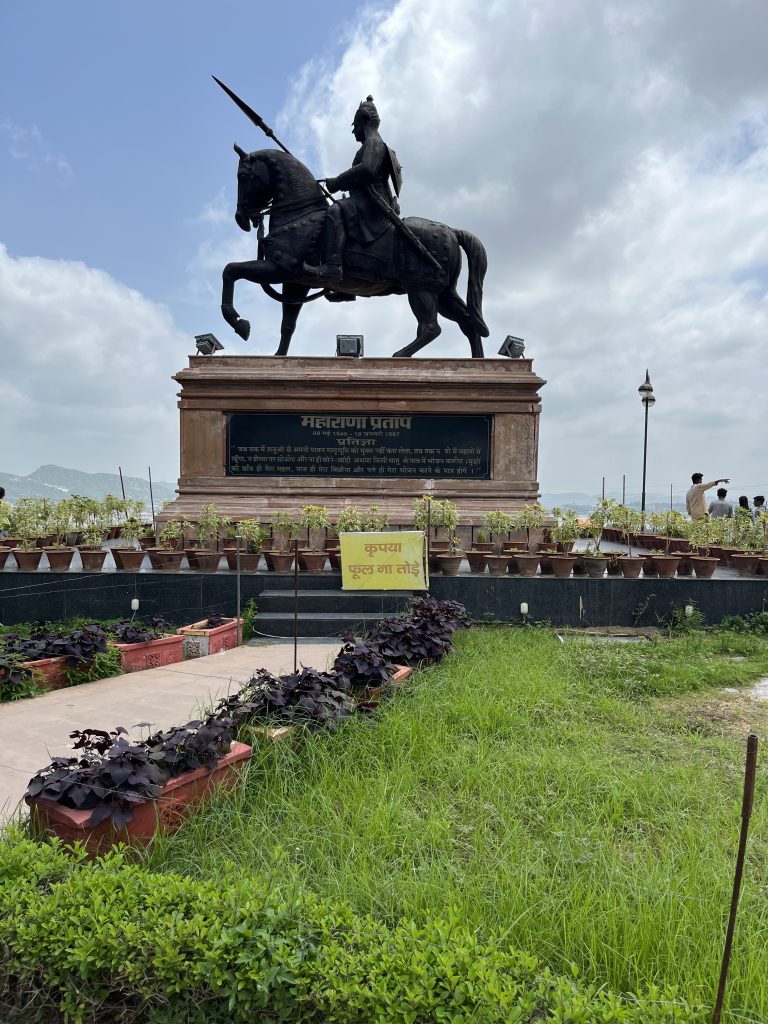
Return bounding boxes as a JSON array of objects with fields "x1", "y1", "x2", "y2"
[
  {"x1": 114, "y1": 633, "x2": 185, "y2": 673},
  {"x1": 26, "y1": 741, "x2": 252, "y2": 856},
  {"x1": 22, "y1": 656, "x2": 69, "y2": 691},
  {"x1": 177, "y1": 617, "x2": 242, "y2": 658}
]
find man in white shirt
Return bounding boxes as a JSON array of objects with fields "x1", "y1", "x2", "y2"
[{"x1": 685, "y1": 472, "x2": 729, "y2": 520}]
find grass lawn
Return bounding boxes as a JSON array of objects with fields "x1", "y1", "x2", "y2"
[{"x1": 144, "y1": 626, "x2": 768, "y2": 1020}]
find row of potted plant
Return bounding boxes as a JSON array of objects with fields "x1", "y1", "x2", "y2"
[{"x1": 25, "y1": 596, "x2": 470, "y2": 854}]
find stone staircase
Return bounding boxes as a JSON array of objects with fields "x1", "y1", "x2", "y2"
[{"x1": 250, "y1": 579, "x2": 413, "y2": 640}]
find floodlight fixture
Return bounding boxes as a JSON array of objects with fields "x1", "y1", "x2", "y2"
[
  {"x1": 336, "y1": 334, "x2": 364, "y2": 357},
  {"x1": 498, "y1": 335, "x2": 525, "y2": 358},
  {"x1": 195, "y1": 333, "x2": 224, "y2": 356}
]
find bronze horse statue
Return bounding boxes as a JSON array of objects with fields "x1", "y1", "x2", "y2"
[{"x1": 221, "y1": 146, "x2": 490, "y2": 357}]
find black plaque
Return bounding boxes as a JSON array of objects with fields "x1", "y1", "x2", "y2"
[{"x1": 227, "y1": 413, "x2": 491, "y2": 479}]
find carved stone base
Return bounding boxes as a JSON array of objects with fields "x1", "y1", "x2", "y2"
[{"x1": 163, "y1": 355, "x2": 545, "y2": 526}]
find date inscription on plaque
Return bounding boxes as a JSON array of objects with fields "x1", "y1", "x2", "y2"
[{"x1": 227, "y1": 413, "x2": 491, "y2": 479}]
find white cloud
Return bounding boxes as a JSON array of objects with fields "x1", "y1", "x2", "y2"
[
  {"x1": 0, "y1": 245, "x2": 186, "y2": 480},
  {"x1": 247, "y1": 0, "x2": 768, "y2": 495},
  {"x1": 0, "y1": 118, "x2": 72, "y2": 176}
]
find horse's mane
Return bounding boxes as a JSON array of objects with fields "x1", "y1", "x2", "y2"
[{"x1": 251, "y1": 148, "x2": 324, "y2": 206}]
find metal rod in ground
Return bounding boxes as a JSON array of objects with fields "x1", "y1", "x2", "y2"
[
  {"x1": 118, "y1": 466, "x2": 126, "y2": 502},
  {"x1": 602, "y1": 476, "x2": 605, "y2": 500},
  {"x1": 148, "y1": 466, "x2": 156, "y2": 532},
  {"x1": 670, "y1": 483, "x2": 673, "y2": 511},
  {"x1": 711, "y1": 732, "x2": 759, "y2": 1024},
  {"x1": 235, "y1": 535, "x2": 242, "y2": 647},
  {"x1": 622, "y1": 474, "x2": 626, "y2": 505},
  {"x1": 293, "y1": 539, "x2": 299, "y2": 673}
]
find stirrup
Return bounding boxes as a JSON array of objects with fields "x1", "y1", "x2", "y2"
[{"x1": 303, "y1": 261, "x2": 342, "y2": 281}]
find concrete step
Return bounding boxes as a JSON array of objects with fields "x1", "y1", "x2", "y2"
[{"x1": 257, "y1": 589, "x2": 413, "y2": 614}]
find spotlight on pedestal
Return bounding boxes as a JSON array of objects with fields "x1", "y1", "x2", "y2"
[
  {"x1": 195, "y1": 333, "x2": 224, "y2": 356},
  {"x1": 499, "y1": 335, "x2": 525, "y2": 358},
  {"x1": 336, "y1": 334, "x2": 364, "y2": 357}
]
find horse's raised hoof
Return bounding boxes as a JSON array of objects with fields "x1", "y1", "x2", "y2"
[
  {"x1": 235, "y1": 319, "x2": 251, "y2": 341},
  {"x1": 392, "y1": 345, "x2": 415, "y2": 358}
]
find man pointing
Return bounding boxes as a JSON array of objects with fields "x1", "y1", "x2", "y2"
[{"x1": 685, "y1": 472, "x2": 729, "y2": 520}]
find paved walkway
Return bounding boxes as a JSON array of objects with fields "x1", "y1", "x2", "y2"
[{"x1": 0, "y1": 641, "x2": 340, "y2": 823}]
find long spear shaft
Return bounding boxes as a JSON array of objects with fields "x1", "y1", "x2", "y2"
[{"x1": 212, "y1": 76, "x2": 334, "y2": 202}]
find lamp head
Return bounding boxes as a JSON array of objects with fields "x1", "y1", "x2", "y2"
[
  {"x1": 336, "y1": 334, "x2": 364, "y2": 357},
  {"x1": 195, "y1": 333, "x2": 224, "y2": 356}
]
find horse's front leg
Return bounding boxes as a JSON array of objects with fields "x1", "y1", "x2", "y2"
[
  {"x1": 221, "y1": 259, "x2": 280, "y2": 342},
  {"x1": 275, "y1": 283, "x2": 310, "y2": 356}
]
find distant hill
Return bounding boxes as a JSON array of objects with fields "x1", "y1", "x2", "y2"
[{"x1": 0, "y1": 465, "x2": 177, "y2": 506}]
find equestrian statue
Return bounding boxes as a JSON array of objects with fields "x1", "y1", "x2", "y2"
[{"x1": 215, "y1": 78, "x2": 490, "y2": 358}]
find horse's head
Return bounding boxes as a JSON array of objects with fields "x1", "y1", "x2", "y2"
[{"x1": 233, "y1": 144, "x2": 273, "y2": 232}]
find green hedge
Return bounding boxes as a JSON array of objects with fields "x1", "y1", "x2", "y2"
[{"x1": 0, "y1": 835, "x2": 705, "y2": 1024}]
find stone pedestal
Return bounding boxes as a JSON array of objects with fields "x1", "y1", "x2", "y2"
[{"x1": 163, "y1": 356, "x2": 545, "y2": 525}]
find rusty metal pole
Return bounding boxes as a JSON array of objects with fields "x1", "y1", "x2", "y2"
[
  {"x1": 293, "y1": 539, "x2": 300, "y2": 673},
  {"x1": 711, "y1": 733, "x2": 759, "y2": 1024}
]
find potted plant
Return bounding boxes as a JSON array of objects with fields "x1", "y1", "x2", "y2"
[
  {"x1": 482, "y1": 510, "x2": 514, "y2": 575},
  {"x1": 178, "y1": 611, "x2": 243, "y2": 658},
  {"x1": 689, "y1": 519, "x2": 720, "y2": 578},
  {"x1": 265, "y1": 512, "x2": 296, "y2": 571},
  {"x1": 108, "y1": 615, "x2": 185, "y2": 672},
  {"x1": 110, "y1": 516, "x2": 147, "y2": 571},
  {"x1": 78, "y1": 520, "x2": 110, "y2": 571},
  {"x1": 41, "y1": 499, "x2": 76, "y2": 571},
  {"x1": 361, "y1": 503, "x2": 390, "y2": 532},
  {"x1": 147, "y1": 516, "x2": 188, "y2": 571},
  {"x1": 547, "y1": 507, "x2": 580, "y2": 577},
  {"x1": 646, "y1": 513, "x2": 680, "y2": 576},
  {"x1": 188, "y1": 503, "x2": 229, "y2": 572},
  {"x1": 435, "y1": 533, "x2": 464, "y2": 576},
  {"x1": 730, "y1": 508, "x2": 761, "y2": 575},
  {"x1": 9, "y1": 499, "x2": 45, "y2": 570},
  {"x1": 298, "y1": 505, "x2": 330, "y2": 572},
  {"x1": 510, "y1": 503, "x2": 545, "y2": 576},
  {"x1": 228, "y1": 520, "x2": 267, "y2": 572}
]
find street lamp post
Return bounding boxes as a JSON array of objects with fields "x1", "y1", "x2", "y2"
[{"x1": 638, "y1": 370, "x2": 655, "y2": 522}]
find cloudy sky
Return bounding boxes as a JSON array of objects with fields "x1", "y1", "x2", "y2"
[{"x1": 2, "y1": 0, "x2": 767, "y2": 499}]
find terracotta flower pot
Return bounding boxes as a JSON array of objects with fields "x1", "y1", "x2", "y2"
[
  {"x1": 0, "y1": 547, "x2": 12, "y2": 570},
  {"x1": 549, "y1": 554, "x2": 576, "y2": 578},
  {"x1": 571, "y1": 552, "x2": 586, "y2": 575},
  {"x1": 513, "y1": 552, "x2": 540, "y2": 577},
  {"x1": 435, "y1": 553, "x2": 463, "y2": 576},
  {"x1": 27, "y1": 741, "x2": 252, "y2": 857},
  {"x1": 641, "y1": 555, "x2": 658, "y2": 577},
  {"x1": 485, "y1": 554, "x2": 510, "y2": 576},
  {"x1": 43, "y1": 547, "x2": 75, "y2": 571},
  {"x1": 537, "y1": 549, "x2": 557, "y2": 575},
  {"x1": 582, "y1": 556, "x2": 606, "y2": 579},
  {"x1": 357, "y1": 665, "x2": 412, "y2": 709},
  {"x1": 758, "y1": 557, "x2": 768, "y2": 576},
  {"x1": 731, "y1": 553, "x2": 760, "y2": 576},
  {"x1": 265, "y1": 551, "x2": 295, "y2": 572},
  {"x1": 466, "y1": 550, "x2": 489, "y2": 573},
  {"x1": 327, "y1": 548, "x2": 341, "y2": 570},
  {"x1": 178, "y1": 617, "x2": 242, "y2": 658},
  {"x1": 114, "y1": 633, "x2": 185, "y2": 673},
  {"x1": 620, "y1": 556, "x2": 644, "y2": 578},
  {"x1": 300, "y1": 551, "x2": 327, "y2": 573},
  {"x1": 155, "y1": 550, "x2": 185, "y2": 572},
  {"x1": 12, "y1": 548, "x2": 44, "y2": 570},
  {"x1": 224, "y1": 548, "x2": 262, "y2": 572},
  {"x1": 191, "y1": 550, "x2": 222, "y2": 573},
  {"x1": 472, "y1": 542, "x2": 493, "y2": 553},
  {"x1": 111, "y1": 547, "x2": 146, "y2": 571},
  {"x1": 676, "y1": 553, "x2": 694, "y2": 576},
  {"x1": 606, "y1": 554, "x2": 623, "y2": 576},
  {"x1": 691, "y1": 556, "x2": 719, "y2": 578},
  {"x1": 78, "y1": 547, "x2": 108, "y2": 571},
  {"x1": 653, "y1": 555, "x2": 680, "y2": 578}
]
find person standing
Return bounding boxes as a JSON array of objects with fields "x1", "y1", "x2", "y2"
[
  {"x1": 708, "y1": 488, "x2": 734, "y2": 518},
  {"x1": 685, "y1": 472, "x2": 729, "y2": 520},
  {"x1": 753, "y1": 495, "x2": 766, "y2": 521}
]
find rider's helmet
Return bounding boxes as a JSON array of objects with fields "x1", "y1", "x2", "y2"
[{"x1": 352, "y1": 95, "x2": 380, "y2": 130}]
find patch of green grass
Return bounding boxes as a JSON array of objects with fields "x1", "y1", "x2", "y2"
[{"x1": 144, "y1": 627, "x2": 768, "y2": 1018}]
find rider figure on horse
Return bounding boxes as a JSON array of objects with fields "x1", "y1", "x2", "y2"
[{"x1": 304, "y1": 95, "x2": 403, "y2": 281}]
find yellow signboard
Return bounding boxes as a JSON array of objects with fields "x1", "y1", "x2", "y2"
[{"x1": 340, "y1": 531, "x2": 427, "y2": 590}]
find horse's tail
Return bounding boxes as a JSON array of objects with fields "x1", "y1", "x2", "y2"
[{"x1": 453, "y1": 228, "x2": 489, "y2": 338}]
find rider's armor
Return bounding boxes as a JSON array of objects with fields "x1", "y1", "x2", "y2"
[{"x1": 304, "y1": 96, "x2": 402, "y2": 281}]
